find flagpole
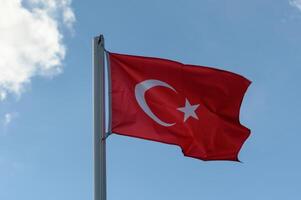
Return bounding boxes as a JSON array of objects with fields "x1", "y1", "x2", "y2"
[{"x1": 93, "y1": 35, "x2": 106, "y2": 200}]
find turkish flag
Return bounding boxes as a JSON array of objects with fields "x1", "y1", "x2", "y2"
[{"x1": 109, "y1": 52, "x2": 251, "y2": 161}]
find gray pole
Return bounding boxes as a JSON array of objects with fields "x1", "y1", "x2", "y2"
[{"x1": 93, "y1": 35, "x2": 106, "y2": 200}]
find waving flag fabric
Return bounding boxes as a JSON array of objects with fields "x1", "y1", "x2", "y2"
[{"x1": 109, "y1": 52, "x2": 251, "y2": 161}]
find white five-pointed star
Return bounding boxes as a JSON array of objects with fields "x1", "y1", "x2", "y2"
[{"x1": 177, "y1": 99, "x2": 200, "y2": 122}]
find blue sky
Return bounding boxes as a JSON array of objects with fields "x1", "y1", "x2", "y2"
[{"x1": 1, "y1": 0, "x2": 301, "y2": 199}]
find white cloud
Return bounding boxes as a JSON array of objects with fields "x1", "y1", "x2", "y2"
[
  {"x1": 290, "y1": 0, "x2": 301, "y2": 11},
  {"x1": 0, "y1": 0, "x2": 75, "y2": 100},
  {"x1": 28, "y1": 0, "x2": 76, "y2": 29}
]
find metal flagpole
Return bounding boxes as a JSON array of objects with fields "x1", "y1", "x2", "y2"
[{"x1": 93, "y1": 35, "x2": 107, "y2": 200}]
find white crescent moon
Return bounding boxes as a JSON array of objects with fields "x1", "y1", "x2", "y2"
[{"x1": 135, "y1": 79, "x2": 176, "y2": 127}]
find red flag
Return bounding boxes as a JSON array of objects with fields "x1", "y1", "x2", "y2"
[{"x1": 109, "y1": 52, "x2": 251, "y2": 161}]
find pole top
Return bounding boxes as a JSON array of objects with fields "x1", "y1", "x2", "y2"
[{"x1": 96, "y1": 34, "x2": 104, "y2": 46}]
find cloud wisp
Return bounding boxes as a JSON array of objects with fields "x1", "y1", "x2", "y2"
[
  {"x1": 290, "y1": 0, "x2": 301, "y2": 11},
  {"x1": 0, "y1": 112, "x2": 18, "y2": 135},
  {"x1": 0, "y1": 0, "x2": 75, "y2": 100},
  {"x1": 3, "y1": 112, "x2": 18, "y2": 127}
]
